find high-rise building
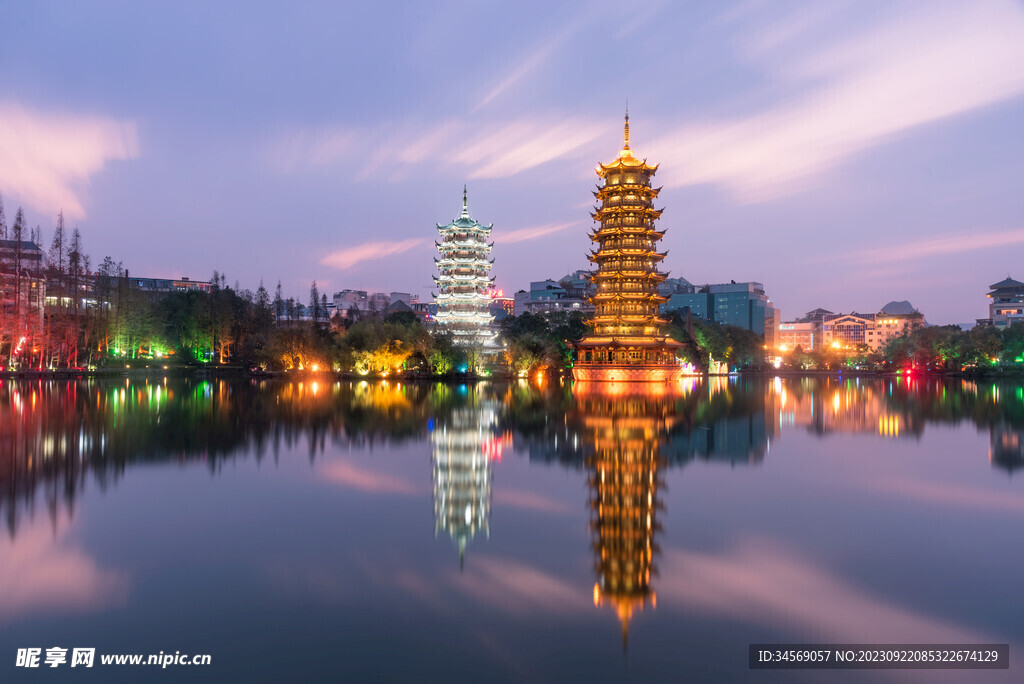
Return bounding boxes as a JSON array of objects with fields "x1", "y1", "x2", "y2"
[
  {"x1": 663, "y1": 281, "x2": 772, "y2": 335},
  {"x1": 573, "y1": 113, "x2": 683, "y2": 382},
  {"x1": 433, "y1": 188, "x2": 496, "y2": 347}
]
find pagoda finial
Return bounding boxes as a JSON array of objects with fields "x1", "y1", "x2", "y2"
[
  {"x1": 623, "y1": 104, "x2": 630, "y2": 151},
  {"x1": 461, "y1": 185, "x2": 469, "y2": 217}
]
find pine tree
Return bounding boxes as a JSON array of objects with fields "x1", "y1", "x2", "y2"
[
  {"x1": 273, "y1": 280, "x2": 284, "y2": 320},
  {"x1": 309, "y1": 281, "x2": 320, "y2": 323}
]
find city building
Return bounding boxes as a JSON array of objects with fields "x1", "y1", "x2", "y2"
[
  {"x1": 433, "y1": 188, "x2": 497, "y2": 347},
  {"x1": 128, "y1": 275, "x2": 211, "y2": 293},
  {"x1": 513, "y1": 277, "x2": 590, "y2": 316},
  {"x1": 985, "y1": 277, "x2": 1024, "y2": 328},
  {"x1": 486, "y1": 288, "x2": 513, "y2": 320},
  {"x1": 657, "y1": 276, "x2": 694, "y2": 298},
  {"x1": 663, "y1": 281, "x2": 773, "y2": 335},
  {"x1": 821, "y1": 313, "x2": 876, "y2": 347},
  {"x1": 0, "y1": 239, "x2": 46, "y2": 328},
  {"x1": 776, "y1": 302, "x2": 924, "y2": 352},
  {"x1": 822, "y1": 304, "x2": 924, "y2": 350},
  {"x1": 864, "y1": 301, "x2": 925, "y2": 349},
  {"x1": 512, "y1": 272, "x2": 595, "y2": 316},
  {"x1": 777, "y1": 321, "x2": 820, "y2": 351},
  {"x1": 332, "y1": 289, "x2": 367, "y2": 315},
  {"x1": 572, "y1": 112, "x2": 684, "y2": 382}
]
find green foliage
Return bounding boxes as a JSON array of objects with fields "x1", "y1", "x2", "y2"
[
  {"x1": 664, "y1": 312, "x2": 766, "y2": 370},
  {"x1": 498, "y1": 313, "x2": 573, "y2": 371}
]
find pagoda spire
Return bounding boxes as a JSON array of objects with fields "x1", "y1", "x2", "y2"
[
  {"x1": 461, "y1": 184, "x2": 469, "y2": 218},
  {"x1": 623, "y1": 105, "x2": 630, "y2": 151}
]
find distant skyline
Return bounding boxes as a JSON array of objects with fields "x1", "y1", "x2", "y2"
[{"x1": 1, "y1": 0, "x2": 1023, "y2": 324}]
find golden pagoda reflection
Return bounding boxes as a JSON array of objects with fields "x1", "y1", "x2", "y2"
[
  {"x1": 575, "y1": 382, "x2": 677, "y2": 647},
  {"x1": 431, "y1": 401, "x2": 499, "y2": 568}
]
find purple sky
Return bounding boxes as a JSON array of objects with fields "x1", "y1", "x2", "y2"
[{"x1": 2, "y1": 1, "x2": 1023, "y2": 325}]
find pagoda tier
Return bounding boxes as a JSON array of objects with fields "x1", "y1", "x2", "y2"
[
  {"x1": 572, "y1": 112, "x2": 683, "y2": 383},
  {"x1": 433, "y1": 188, "x2": 497, "y2": 347}
]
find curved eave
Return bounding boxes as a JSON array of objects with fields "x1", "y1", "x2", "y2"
[{"x1": 595, "y1": 156, "x2": 660, "y2": 177}]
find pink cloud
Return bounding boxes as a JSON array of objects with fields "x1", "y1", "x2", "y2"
[
  {"x1": 871, "y1": 477, "x2": 1024, "y2": 516},
  {"x1": 822, "y1": 227, "x2": 1024, "y2": 266},
  {"x1": 657, "y1": 537, "x2": 999, "y2": 645},
  {"x1": 268, "y1": 116, "x2": 609, "y2": 181},
  {"x1": 0, "y1": 103, "x2": 138, "y2": 219},
  {"x1": 0, "y1": 511, "x2": 128, "y2": 623},
  {"x1": 651, "y1": 0, "x2": 1024, "y2": 201},
  {"x1": 491, "y1": 488, "x2": 571, "y2": 514},
  {"x1": 321, "y1": 238, "x2": 427, "y2": 270},
  {"x1": 320, "y1": 458, "x2": 417, "y2": 494},
  {"x1": 491, "y1": 222, "x2": 577, "y2": 244},
  {"x1": 447, "y1": 556, "x2": 590, "y2": 617}
]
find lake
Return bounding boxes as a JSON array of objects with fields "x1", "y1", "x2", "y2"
[{"x1": 1, "y1": 375, "x2": 1021, "y2": 682}]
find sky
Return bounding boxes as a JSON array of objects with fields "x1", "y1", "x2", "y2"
[{"x1": 1, "y1": 0, "x2": 1023, "y2": 325}]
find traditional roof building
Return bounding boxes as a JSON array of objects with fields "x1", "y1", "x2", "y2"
[
  {"x1": 573, "y1": 113, "x2": 683, "y2": 382},
  {"x1": 986, "y1": 277, "x2": 1024, "y2": 328},
  {"x1": 433, "y1": 188, "x2": 496, "y2": 348}
]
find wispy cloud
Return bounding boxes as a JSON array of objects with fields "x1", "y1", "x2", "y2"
[
  {"x1": 0, "y1": 103, "x2": 138, "y2": 219},
  {"x1": 473, "y1": 13, "x2": 592, "y2": 112},
  {"x1": 268, "y1": 116, "x2": 609, "y2": 181},
  {"x1": 447, "y1": 556, "x2": 589, "y2": 617},
  {"x1": 658, "y1": 537, "x2": 998, "y2": 644},
  {"x1": 320, "y1": 459, "x2": 417, "y2": 494},
  {"x1": 492, "y1": 221, "x2": 576, "y2": 244},
  {"x1": 819, "y1": 227, "x2": 1024, "y2": 265},
  {"x1": 267, "y1": 126, "x2": 357, "y2": 171},
  {"x1": 474, "y1": 42, "x2": 560, "y2": 113},
  {"x1": 652, "y1": 0, "x2": 1024, "y2": 201},
  {"x1": 321, "y1": 238, "x2": 427, "y2": 270},
  {"x1": 491, "y1": 488, "x2": 571, "y2": 514},
  {"x1": 872, "y1": 477, "x2": 1024, "y2": 516}
]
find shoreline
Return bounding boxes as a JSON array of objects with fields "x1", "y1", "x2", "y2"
[{"x1": 2, "y1": 366, "x2": 1023, "y2": 381}]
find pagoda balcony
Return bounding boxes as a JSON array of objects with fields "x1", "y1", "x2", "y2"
[
  {"x1": 592, "y1": 290, "x2": 659, "y2": 299},
  {"x1": 595, "y1": 238, "x2": 655, "y2": 250},
  {"x1": 438, "y1": 240, "x2": 494, "y2": 251},
  {"x1": 600, "y1": 197, "x2": 654, "y2": 209},
  {"x1": 436, "y1": 257, "x2": 493, "y2": 266},
  {"x1": 590, "y1": 250, "x2": 665, "y2": 263}
]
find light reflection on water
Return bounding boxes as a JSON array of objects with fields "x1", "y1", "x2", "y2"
[{"x1": 0, "y1": 376, "x2": 1022, "y2": 682}]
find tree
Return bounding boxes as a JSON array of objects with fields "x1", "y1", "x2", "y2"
[
  {"x1": 309, "y1": 281, "x2": 321, "y2": 323},
  {"x1": 273, "y1": 280, "x2": 284, "y2": 320}
]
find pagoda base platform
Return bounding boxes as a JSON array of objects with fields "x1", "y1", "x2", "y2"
[{"x1": 572, "y1": 364, "x2": 684, "y2": 383}]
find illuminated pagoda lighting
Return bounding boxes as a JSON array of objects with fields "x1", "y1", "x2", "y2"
[
  {"x1": 433, "y1": 187, "x2": 497, "y2": 349},
  {"x1": 431, "y1": 405, "x2": 495, "y2": 568},
  {"x1": 573, "y1": 110, "x2": 684, "y2": 382},
  {"x1": 580, "y1": 385, "x2": 668, "y2": 649}
]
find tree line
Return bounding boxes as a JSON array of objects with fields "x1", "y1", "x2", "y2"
[{"x1": 779, "y1": 324, "x2": 1024, "y2": 372}]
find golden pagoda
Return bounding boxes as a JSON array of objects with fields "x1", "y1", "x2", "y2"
[{"x1": 573, "y1": 111, "x2": 683, "y2": 382}]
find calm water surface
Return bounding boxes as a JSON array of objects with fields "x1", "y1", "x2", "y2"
[{"x1": 1, "y1": 376, "x2": 1022, "y2": 682}]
